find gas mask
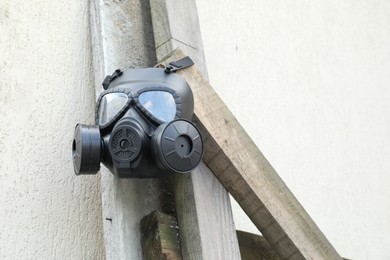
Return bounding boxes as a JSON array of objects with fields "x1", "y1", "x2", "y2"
[{"x1": 72, "y1": 58, "x2": 203, "y2": 178}]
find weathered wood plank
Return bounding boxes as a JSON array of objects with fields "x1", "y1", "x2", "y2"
[
  {"x1": 140, "y1": 211, "x2": 182, "y2": 260},
  {"x1": 90, "y1": 1, "x2": 163, "y2": 259},
  {"x1": 150, "y1": 0, "x2": 208, "y2": 80},
  {"x1": 236, "y1": 231, "x2": 350, "y2": 260},
  {"x1": 237, "y1": 231, "x2": 281, "y2": 260},
  {"x1": 150, "y1": 1, "x2": 241, "y2": 259},
  {"x1": 161, "y1": 49, "x2": 342, "y2": 260},
  {"x1": 175, "y1": 162, "x2": 241, "y2": 260}
]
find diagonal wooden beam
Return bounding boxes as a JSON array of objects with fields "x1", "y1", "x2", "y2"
[
  {"x1": 161, "y1": 49, "x2": 342, "y2": 260},
  {"x1": 236, "y1": 231, "x2": 281, "y2": 260}
]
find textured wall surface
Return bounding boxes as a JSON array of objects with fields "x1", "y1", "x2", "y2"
[
  {"x1": 0, "y1": 1, "x2": 105, "y2": 259},
  {"x1": 196, "y1": 1, "x2": 390, "y2": 259}
]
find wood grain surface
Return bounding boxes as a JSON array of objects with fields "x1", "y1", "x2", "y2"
[{"x1": 151, "y1": 1, "x2": 241, "y2": 259}]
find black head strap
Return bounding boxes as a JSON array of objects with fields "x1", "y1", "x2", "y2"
[{"x1": 164, "y1": 56, "x2": 194, "y2": 73}]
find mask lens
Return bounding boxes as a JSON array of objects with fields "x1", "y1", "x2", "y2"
[
  {"x1": 138, "y1": 91, "x2": 176, "y2": 122},
  {"x1": 98, "y1": 93, "x2": 129, "y2": 126}
]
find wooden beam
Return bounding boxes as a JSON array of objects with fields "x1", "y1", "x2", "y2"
[
  {"x1": 90, "y1": 1, "x2": 164, "y2": 259},
  {"x1": 150, "y1": 1, "x2": 241, "y2": 259},
  {"x1": 161, "y1": 49, "x2": 342, "y2": 260},
  {"x1": 140, "y1": 211, "x2": 182, "y2": 260},
  {"x1": 237, "y1": 231, "x2": 280, "y2": 260},
  {"x1": 175, "y1": 162, "x2": 241, "y2": 259},
  {"x1": 236, "y1": 231, "x2": 351, "y2": 260},
  {"x1": 90, "y1": 0, "x2": 240, "y2": 258},
  {"x1": 150, "y1": 0, "x2": 208, "y2": 80}
]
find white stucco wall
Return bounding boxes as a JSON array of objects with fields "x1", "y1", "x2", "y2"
[
  {"x1": 196, "y1": 1, "x2": 390, "y2": 259},
  {"x1": 2, "y1": 1, "x2": 389, "y2": 259},
  {"x1": 0, "y1": 1, "x2": 104, "y2": 259}
]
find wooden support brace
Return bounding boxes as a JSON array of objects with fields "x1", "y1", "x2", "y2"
[
  {"x1": 150, "y1": 1, "x2": 241, "y2": 259},
  {"x1": 237, "y1": 231, "x2": 281, "y2": 260},
  {"x1": 91, "y1": 0, "x2": 241, "y2": 258},
  {"x1": 236, "y1": 231, "x2": 350, "y2": 260},
  {"x1": 140, "y1": 211, "x2": 182, "y2": 260},
  {"x1": 90, "y1": 1, "x2": 163, "y2": 259},
  {"x1": 160, "y1": 49, "x2": 342, "y2": 260},
  {"x1": 174, "y1": 162, "x2": 240, "y2": 259}
]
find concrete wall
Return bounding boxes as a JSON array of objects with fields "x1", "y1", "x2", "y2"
[
  {"x1": 0, "y1": 1, "x2": 104, "y2": 259},
  {"x1": 195, "y1": 1, "x2": 390, "y2": 259}
]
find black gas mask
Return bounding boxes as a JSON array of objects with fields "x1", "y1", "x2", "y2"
[{"x1": 72, "y1": 58, "x2": 203, "y2": 178}]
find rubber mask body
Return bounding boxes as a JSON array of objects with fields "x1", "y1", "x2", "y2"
[{"x1": 72, "y1": 68, "x2": 203, "y2": 178}]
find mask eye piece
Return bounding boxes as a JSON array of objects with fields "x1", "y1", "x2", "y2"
[
  {"x1": 98, "y1": 93, "x2": 129, "y2": 126},
  {"x1": 138, "y1": 91, "x2": 176, "y2": 122}
]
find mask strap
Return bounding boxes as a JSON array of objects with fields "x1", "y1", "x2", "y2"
[
  {"x1": 164, "y1": 56, "x2": 194, "y2": 73},
  {"x1": 102, "y1": 56, "x2": 194, "y2": 89},
  {"x1": 102, "y1": 69, "x2": 123, "y2": 90}
]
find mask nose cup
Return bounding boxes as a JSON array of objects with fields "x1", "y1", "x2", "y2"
[
  {"x1": 72, "y1": 124, "x2": 102, "y2": 175},
  {"x1": 152, "y1": 119, "x2": 203, "y2": 173}
]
